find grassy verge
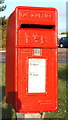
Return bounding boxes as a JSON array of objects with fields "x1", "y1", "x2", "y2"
[
  {"x1": 0, "y1": 63, "x2": 67, "y2": 119},
  {"x1": 44, "y1": 64, "x2": 67, "y2": 119},
  {"x1": 0, "y1": 48, "x2": 6, "y2": 50},
  {"x1": 0, "y1": 63, "x2": 16, "y2": 119}
]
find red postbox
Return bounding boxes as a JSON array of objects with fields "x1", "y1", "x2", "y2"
[{"x1": 6, "y1": 6, "x2": 58, "y2": 113}]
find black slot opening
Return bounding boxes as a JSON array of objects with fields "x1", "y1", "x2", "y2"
[{"x1": 20, "y1": 24, "x2": 55, "y2": 29}]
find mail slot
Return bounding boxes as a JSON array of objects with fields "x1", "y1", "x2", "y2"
[{"x1": 6, "y1": 6, "x2": 58, "y2": 113}]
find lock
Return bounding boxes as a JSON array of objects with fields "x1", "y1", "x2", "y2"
[{"x1": 34, "y1": 48, "x2": 41, "y2": 56}]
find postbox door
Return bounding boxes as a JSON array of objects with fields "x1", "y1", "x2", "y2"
[{"x1": 17, "y1": 48, "x2": 58, "y2": 112}]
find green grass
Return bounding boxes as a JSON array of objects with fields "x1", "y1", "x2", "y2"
[
  {"x1": 0, "y1": 63, "x2": 16, "y2": 119},
  {"x1": 0, "y1": 25, "x2": 6, "y2": 48},
  {"x1": 44, "y1": 64, "x2": 67, "y2": 119},
  {"x1": 0, "y1": 63, "x2": 67, "y2": 119}
]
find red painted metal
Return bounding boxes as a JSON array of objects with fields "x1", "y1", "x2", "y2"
[{"x1": 6, "y1": 6, "x2": 58, "y2": 113}]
